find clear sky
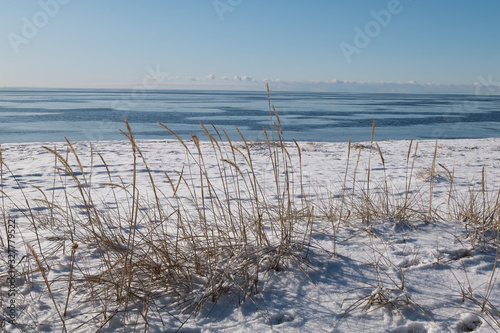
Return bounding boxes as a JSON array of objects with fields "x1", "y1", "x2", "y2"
[{"x1": 1, "y1": 0, "x2": 499, "y2": 94}]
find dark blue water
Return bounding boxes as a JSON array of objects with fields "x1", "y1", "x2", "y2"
[{"x1": 1, "y1": 88, "x2": 499, "y2": 143}]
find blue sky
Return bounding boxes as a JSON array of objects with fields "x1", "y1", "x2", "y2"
[{"x1": 1, "y1": 0, "x2": 499, "y2": 94}]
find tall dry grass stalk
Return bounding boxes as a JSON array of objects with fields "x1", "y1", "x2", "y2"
[
  {"x1": 428, "y1": 140, "x2": 438, "y2": 220},
  {"x1": 27, "y1": 244, "x2": 67, "y2": 332},
  {"x1": 365, "y1": 120, "x2": 376, "y2": 225}
]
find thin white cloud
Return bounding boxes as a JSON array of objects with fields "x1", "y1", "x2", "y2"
[
  {"x1": 241, "y1": 76, "x2": 254, "y2": 82},
  {"x1": 144, "y1": 75, "x2": 499, "y2": 95},
  {"x1": 232, "y1": 75, "x2": 255, "y2": 83}
]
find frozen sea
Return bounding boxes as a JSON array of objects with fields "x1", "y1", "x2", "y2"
[{"x1": 1, "y1": 88, "x2": 499, "y2": 143}]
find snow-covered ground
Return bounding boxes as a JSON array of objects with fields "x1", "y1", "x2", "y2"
[{"x1": 1, "y1": 136, "x2": 500, "y2": 332}]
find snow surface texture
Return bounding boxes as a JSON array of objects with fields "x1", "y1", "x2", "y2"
[{"x1": 1, "y1": 137, "x2": 500, "y2": 332}]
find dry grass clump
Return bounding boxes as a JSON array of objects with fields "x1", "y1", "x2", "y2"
[
  {"x1": 328, "y1": 138, "x2": 429, "y2": 226},
  {"x1": 0, "y1": 85, "x2": 318, "y2": 330},
  {"x1": 447, "y1": 166, "x2": 500, "y2": 248}
]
